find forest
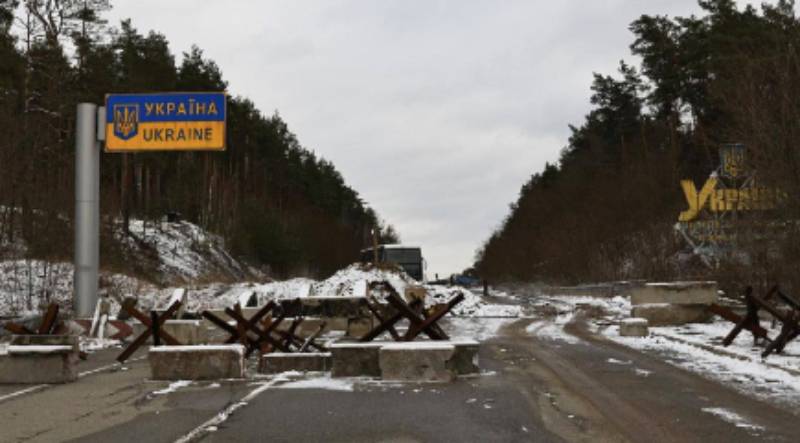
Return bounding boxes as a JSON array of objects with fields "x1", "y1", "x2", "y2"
[
  {"x1": 0, "y1": 0, "x2": 398, "y2": 280},
  {"x1": 476, "y1": 0, "x2": 800, "y2": 288}
]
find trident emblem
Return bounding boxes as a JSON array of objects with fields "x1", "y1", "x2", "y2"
[{"x1": 113, "y1": 104, "x2": 139, "y2": 140}]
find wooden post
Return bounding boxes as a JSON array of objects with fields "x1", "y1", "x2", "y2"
[{"x1": 371, "y1": 228, "x2": 379, "y2": 266}]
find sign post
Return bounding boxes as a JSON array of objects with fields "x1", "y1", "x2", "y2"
[
  {"x1": 73, "y1": 92, "x2": 226, "y2": 318},
  {"x1": 74, "y1": 103, "x2": 100, "y2": 317}
]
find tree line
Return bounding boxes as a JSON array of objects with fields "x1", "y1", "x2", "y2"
[
  {"x1": 0, "y1": 0, "x2": 398, "y2": 280},
  {"x1": 475, "y1": 0, "x2": 800, "y2": 288}
]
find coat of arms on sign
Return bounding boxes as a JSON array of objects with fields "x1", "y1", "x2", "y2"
[{"x1": 113, "y1": 104, "x2": 139, "y2": 140}]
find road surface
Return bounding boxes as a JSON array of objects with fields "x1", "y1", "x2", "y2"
[{"x1": 1, "y1": 315, "x2": 798, "y2": 442}]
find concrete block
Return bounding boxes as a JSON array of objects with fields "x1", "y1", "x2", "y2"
[
  {"x1": 329, "y1": 342, "x2": 383, "y2": 377},
  {"x1": 379, "y1": 342, "x2": 456, "y2": 382},
  {"x1": 148, "y1": 345, "x2": 245, "y2": 381},
  {"x1": 259, "y1": 352, "x2": 332, "y2": 374},
  {"x1": 631, "y1": 304, "x2": 711, "y2": 326},
  {"x1": 0, "y1": 345, "x2": 78, "y2": 384},
  {"x1": 294, "y1": 318, "x2": 329, "y2": 336},
  {"x1": 279, "y1": 297, "x2": 371, "y2": 319},
  {"x1": 619, "y1": 318, "x2": 649, "y2": 337},
  {"x1": 345, "y1": 317, "x2": 374, "y2": 338},
  {"x1": 631, "y1": 281, "x2": 717, "y2": 306},
  {"x1": 202, "y1": 307, "x2": 262, "y2": 323},
  {"x1": 162, "y1": 320, "x2": 207, "y2": 345},
  {"x1": 448, "y1": 340, "x2": 480, "y2": 375},
  {"x1": 10, "y1": 334, "x2": 80, "y2": 353}
]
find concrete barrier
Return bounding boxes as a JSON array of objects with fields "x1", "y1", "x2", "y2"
[
  {"x1": 329, "y1": 343, "x2": 383, "y2": 377},
  {"x1": 148, "y1": 345, "x2": 245, "y2": 380},
  {"x1": 162, "y1": 320, "x2": 207, "y2": 345},
  {"x1": 631, "y1": 281, "x2": 717, "y2": 306},
  {"x1": 0, "y1": 342, "x2": 78, "y2": 384},
  {"x1": 379, "y1": 343, "x2": 456, "y2": 382},
  {"x1": 620, "y1": 318, "x2": 649, "y2": 337},
  {"x1": 345, "y1": 317, "x2": 374, "y2": 338},
  {"x1": 202, "y1": 316, "x2": 344, "y2": 344},
  {"x1": 9, "y1": 334, "x2": 80, "y2": 352},
  {"x1": 279, "y1": 297, "x2": 371, "y2": 319},
  {"x1": 631, "y1": 304, "x2": 711, "y2": 326},
  {"x1": 448, "y1": 340, "x2": 480, "y2": 375},
  {"x1": 260, "y1": 352, "x2": 332, "y2": 374},
  {"x1": 329, "y1": 339, "x2": 480, "y2": 380}
]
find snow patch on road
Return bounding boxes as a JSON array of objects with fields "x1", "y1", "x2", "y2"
[
  {"x1": 274, "y1": 375, "x2": 356, "y2": 392},
  {"x1": 151, "y1": 380, "x2": 192, "y2": 396},
  {"x1": 526, "y1": 313, "x2": 581, "y2": 344},
  {"x1": 448, "y1": 318, "x2": 514, "y2": 341},
  {"x1": 702, "y1": 407, "x2": 765, "y2": 432}
]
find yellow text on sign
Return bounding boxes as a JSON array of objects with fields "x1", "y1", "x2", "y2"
[
  {"x1": 678, "y1": 177, "x2": 783, "y2": 222},
  {"x1": 105, "y1": 121, "x2": 225, "y2": 152}
]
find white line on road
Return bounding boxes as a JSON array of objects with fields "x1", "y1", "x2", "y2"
[
  {"x1": 174, "y1": 378, "x2": 284, "y2": 443},
  {"x1": 0, "y1": 384, "x2": 49, "y2": 403},
  {"x1": 0, "y1": 355, "x2": 145, "y2": 404}
]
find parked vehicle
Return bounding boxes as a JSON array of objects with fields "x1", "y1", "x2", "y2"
[{"x1": 360, "y1": 245, "x2": 425, "y2": 281}]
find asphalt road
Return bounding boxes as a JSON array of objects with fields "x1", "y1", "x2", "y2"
[{"x1": 1, "y1": 315, "x2": 798, "y2": 442}]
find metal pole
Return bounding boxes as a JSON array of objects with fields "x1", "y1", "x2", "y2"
[{"x1": 74, "y1": 103, "x2": 100, "y2": 318}]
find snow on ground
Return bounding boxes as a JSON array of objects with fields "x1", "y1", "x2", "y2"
[
  {"x1": 0, "y1": 259, "x2": 519, "y2": 320},
  {"x1": 0, "y1": 217, "x2": 255, "y2": 317},
  {"x1": 273, "y1": 375, "x2": 356, "y2": 392},
  {"x1": 140, "y1": 264, "x2": 520, "y2": 319},
  {"x1": 0, "y1": 260, "x2": 154, "y2": 318},
  {"x1": 526, "y1": 313, "x2": 580, "y2": 345},
  {"x1": 114, "y1": 219, "x2": 248, "y2": 284},
  {"x1": 524, "y1": 290, "x2": 800, "y2": 409},
  {"x1": 1, "y1": 218, "x2": 517, "y2": 319},
  {"x1": 150, "y1": 380, "x2": 193, "y2": 396},
  {"x1": 603, "y1": 326, "x2": 800, "y2": 409},
  {"x1": 447, "y1": 318, "x2": 515, "y2": 341},
  {"x1": 701, "y1": 407, "x2": 765, "y2": 433},
  {"x1": 430, "y1": 287, "x2": 521, "y2": 318}
]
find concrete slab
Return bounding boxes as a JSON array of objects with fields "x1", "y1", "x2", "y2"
[
  {"x1": 148, "y1": 345, "x2": 245, "y2": 381},
  {"x1": 163, "y1": 320, "x2": 207, "y2": 345},
  {"x1": 0, "y1": 345, "x2": 78, "y2": 384},
  {"x1": 9, "y1": 334, "x2": 80, "y2": 353},
  {"x1": 329, "y1": 342, "x2": 384, "y2": 377},
  {"x1": 631, "y1": 281, "x2": 717, "y2": 306},
  {"x1": 345, "y1": 317, "x2": 374, "y2": 338},
  {"x1": 619, "y1": 318, "x2": 649, "y2": 337},
  {"x1": 279, "y1": 297, "x2": 371, "y2": 319},
  {"x1": 448, "y1": 340, "x2": 480, "y2": 375},
  {"x1": 630, "y1": 304, "x2": 712, "y2": 326},
  {"x1": 259, "y1": 352, "x2": 332, "y2": 374},
  {"x1": 379, "y1": 342, "x2": 456, "y2": 382}
]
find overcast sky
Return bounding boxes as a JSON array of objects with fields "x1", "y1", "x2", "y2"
[{"x1": 108, "y1": 0, "x2": 761, "y2": 278}]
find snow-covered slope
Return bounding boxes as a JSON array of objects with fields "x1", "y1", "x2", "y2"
[
  {"x1": 114, "y1": 219, "x2": 249, "y2": 284},
  {"x1": 1, "y1": 223, "x2": 518, "y2": 318},
  {"x1": 0, "y1": 217, "x2": 255, "y2": 317}
]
